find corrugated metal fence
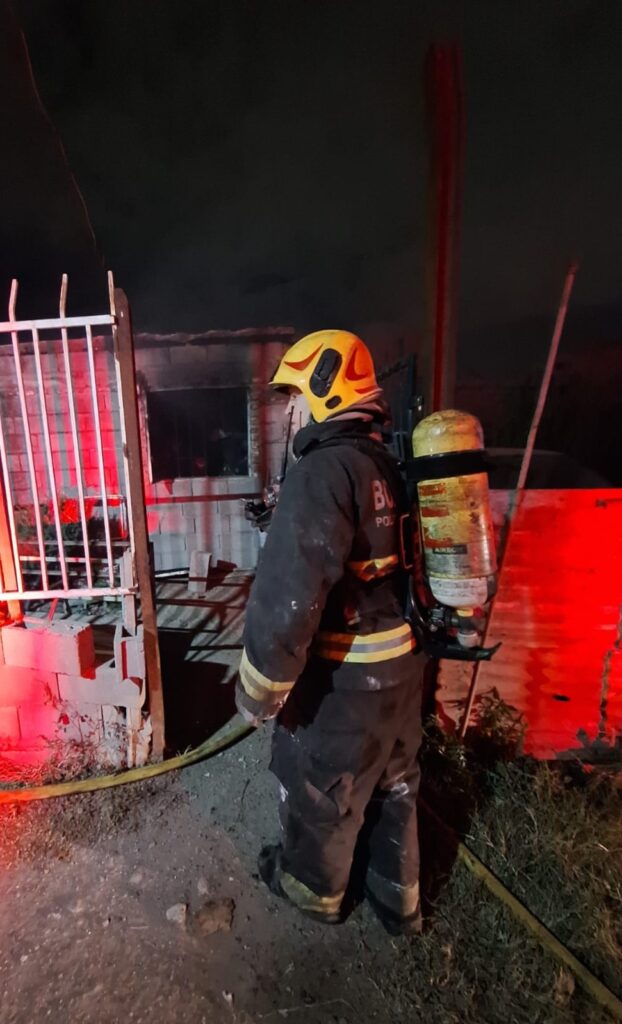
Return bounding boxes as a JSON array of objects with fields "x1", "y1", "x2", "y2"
[{"x1": 439, "y1": 489, "x2": 622, "y2": 758}]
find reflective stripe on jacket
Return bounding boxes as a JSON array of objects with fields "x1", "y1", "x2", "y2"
[{"x1": 314, "y1": 622, "x2": 415, "y2": 663}]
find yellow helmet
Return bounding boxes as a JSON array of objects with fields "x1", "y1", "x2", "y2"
[{"x1": 270, "y1": 330, "x2": 380, "y2": 422}]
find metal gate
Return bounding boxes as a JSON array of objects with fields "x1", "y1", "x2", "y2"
[{"x1": 0, "y1": 273, "x2": 164, "y2": 756}]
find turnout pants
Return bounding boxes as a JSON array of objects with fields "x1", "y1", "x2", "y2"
[{"x1": 270, "y1": 657, "x2": 424, "y2": 921}]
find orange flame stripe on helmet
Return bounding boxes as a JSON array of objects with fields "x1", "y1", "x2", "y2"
[{"x1": 283, "y1": 344, "x2": 322, "y2": 372}]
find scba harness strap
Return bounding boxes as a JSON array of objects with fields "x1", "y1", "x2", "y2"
[
  {"x1": 303, "y1": 434, "x2": 419, "y2": 663},
  {"x1": 314, "y1": 434, "x2": 416, "y2": 574}
]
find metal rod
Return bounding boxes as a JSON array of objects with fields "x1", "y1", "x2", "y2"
[
  {"x1": 0, "y1": 587, "x2": 134, "y2": 601},
  {"x1": 9, "y1": 280, "x2": 48, "y2": 590},
  {"x1": 112, "y1": 297, "x2": 135, "y2": 556},
  {"x1": 0, "y1": 412, "x2": 24, "y2": 592},
  {"x1": 516, "y1": 264, "x2": 578, "y2": 493},
  {"x1": 85, "y1": 323, "x2": 115, "y2": 586},
  {"x1": 457, "y1": 264, "x2": 578, "y2": 739},
  {"x1": 58, "y1": 274, "x2": 93, "y2": 588},
  {"x1": 19, "y1": 553, "x2": 123, "y2": 564},
  {"x1": 31, "y1": 326, "x2": 69, "y2": 589},
  {"x1": 107, "y1": 270, "x2": 116, "y2": 317},
  {"x1": 0, "y1": 314, "x2": 114, "y2": 333}
]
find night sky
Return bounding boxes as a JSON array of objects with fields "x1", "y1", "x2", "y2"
[{"x1": 2, "y1": 1, "x2": 622, "y2": 388}]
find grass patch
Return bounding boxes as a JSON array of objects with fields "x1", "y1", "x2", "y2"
[{"x1": 389, "y1": 691, "x2": 622, "y2": 1023}]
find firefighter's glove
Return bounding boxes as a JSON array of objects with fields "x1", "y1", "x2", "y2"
[
  {"x1": 236, "y1": 702, "x2": 275, "y2": 729},
  {"x1": 243, "y1": 499, "x2": 265, "y2": 521},
  {"x1": 243, "y1": 500, "x2": 273, "y2": 532},
  {"x1": 237, "y1": 704, "x2": 262, "y2": 728}
]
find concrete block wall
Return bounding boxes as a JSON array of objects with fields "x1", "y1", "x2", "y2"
[
  {"x1": 0, "y1": 621, "x2": 148, "y2": 772},
  {"x1": 1, "y1": 620, "x2": 95, "y2": 676}
]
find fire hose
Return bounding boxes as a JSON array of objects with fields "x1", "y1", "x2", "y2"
[{"x1": 0, "y1": 721, "x2": 253, "y2": 805}]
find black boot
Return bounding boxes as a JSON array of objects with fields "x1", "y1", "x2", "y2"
[
  {"x1": 257, "y1": 845, "x2": 342, "y2": 925},
  {"x1": 364, "y1": 884, "x2": 423, "y2": 937},
  {"x1": 257, "y1": 844, "x2": 285, "y2": 897}
]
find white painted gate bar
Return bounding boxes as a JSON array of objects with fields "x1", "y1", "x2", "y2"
[{"x1": 0, "y1": 273, "x2": 134, "y2": 601}]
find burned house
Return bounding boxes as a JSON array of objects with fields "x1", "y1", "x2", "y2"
[{"x1": 134, "y1": 328, "x2": 294, "y2": 573}]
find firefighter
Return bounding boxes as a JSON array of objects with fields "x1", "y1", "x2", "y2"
[{"x1": 235, "y1": 330, "x2": 425, "y2": 934}]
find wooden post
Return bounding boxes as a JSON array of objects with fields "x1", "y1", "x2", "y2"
[
  {"x1": 113, "y1": 289, "x2": 165, "y2": 759},
  {"x1": 424, "y1": 43, "x2": 464, "y2": 413}
]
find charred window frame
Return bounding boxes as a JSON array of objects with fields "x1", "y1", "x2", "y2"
[{"x1": 145, "y1": 386, "x2": 249, "y2": 481}]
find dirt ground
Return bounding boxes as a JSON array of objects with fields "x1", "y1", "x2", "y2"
[
  {"x1": 0, "y1": 729, "x2": 414, "y2": 1024},
  {"x1": 1, "y1": 725, "x2": 618, "y2": 1024}
]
